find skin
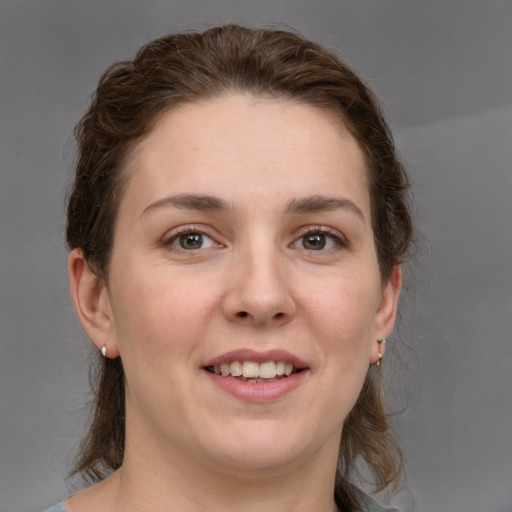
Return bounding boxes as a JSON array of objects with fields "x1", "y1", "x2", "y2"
[{"x1": 68, "y1": 94, "x2": 401, "y2": 512}]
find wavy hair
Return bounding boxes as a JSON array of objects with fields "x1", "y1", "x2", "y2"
[{"x1": 66, "y1": 24, "x2": 413, "y2": 511}]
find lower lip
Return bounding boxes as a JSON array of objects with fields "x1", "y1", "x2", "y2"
[{"x1": 203, "y1": 370, "x2": 308, "y2": 402}]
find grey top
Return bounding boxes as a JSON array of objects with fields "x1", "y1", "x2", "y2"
[
  {"x1": 45, "y1": 492, "x2": 398, "y2": 512},
  {"x1": 44, "y1": 505, "x2": 66, "y2": 512},
  {"x1": 356, "y1": 491, "x2": 399, "y2": 512}
]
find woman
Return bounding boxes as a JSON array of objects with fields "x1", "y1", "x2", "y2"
[{"x1": 48, "y1": 24, "x2": 413, "y2": 512}]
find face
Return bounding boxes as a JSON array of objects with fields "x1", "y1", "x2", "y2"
[{"x1": 88, "y1": 95, "x2": 399, "y2": 476}]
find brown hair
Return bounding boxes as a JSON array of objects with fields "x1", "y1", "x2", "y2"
[{"x1": 67, "y1": 24, "x2": 413, "y2": 509}]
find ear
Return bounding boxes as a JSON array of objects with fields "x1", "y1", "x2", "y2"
[
  {"x1": 68, "y1": 248, "x2": 120, "y2": 358},
  {"x1": 369, "y1": 265, "x2": 402, "y2": 364}
]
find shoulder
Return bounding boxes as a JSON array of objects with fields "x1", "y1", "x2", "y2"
[
  {"x1": 44, "y1": 504, "x2": 67, "y2": 512},
  {"x1": 353, "y1": 488, "x2": 400, "y2": 512}
]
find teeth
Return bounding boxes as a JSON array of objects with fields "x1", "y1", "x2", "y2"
[
  {"x1": 259, "y1": 361, "x2": 277, "y2": 379},
  {"x1": 210, "y1": 360, "x2": 297, "y2": 379},
  {"x1": 243, "y1": 361, "x2": 259, "y2": 378},
  {"x1": 230, "y1": 361, "x2": 243, "y2": 377}
]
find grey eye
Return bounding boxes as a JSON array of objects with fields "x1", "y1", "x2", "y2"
[
  {"x1": 179, "y1": 233, "x2": 203, "y2": 249},
  {"x1": 293, "y1": 230, "x2": 343, "y2": 251},
  {"x1": 172, "y1": 232, "x2": 216, "y2": 250},
  {"x1": 302, "y1": 234, "x2": 326, "y2": 250}
]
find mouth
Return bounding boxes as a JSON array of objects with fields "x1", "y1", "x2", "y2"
[
  {"x1": 204, "y1": 360, "x2": 303, "y2": 383},
  {"x1": 202, "y1": 350, "x2": 309, "y2": 401}
]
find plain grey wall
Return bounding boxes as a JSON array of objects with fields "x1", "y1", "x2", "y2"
[{"x1": 1, "y1": 1, "x2": 511, "y2": 511}]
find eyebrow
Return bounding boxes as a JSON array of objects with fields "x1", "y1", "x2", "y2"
[
  {"x1": 141, "y1": 194, "x2": 230, "y2": 217},
  {"x1": 284, "y1": 195, "x2": 365, "y2": 222},
  {"x1": 141, "y1": 193, "x2": 365, "y2": 222}
]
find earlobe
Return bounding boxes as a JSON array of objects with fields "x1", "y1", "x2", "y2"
[
  {"x1": 68, "y1": 248, "x2": 120, "y2": 358},
  {"x1": 370, "y1": 265, "x2": 402, "y2": 364}
]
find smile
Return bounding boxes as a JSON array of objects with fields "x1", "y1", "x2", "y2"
[
  {"x1": 205, "y1": 360, "x2": 300, "y2": 381},
  {"x1": 202, "y1": 351, "x2": 309, "y2": 401}
]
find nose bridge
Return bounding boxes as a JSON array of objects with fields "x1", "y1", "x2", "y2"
[{"x1": 224, "y1": 230, "x2": 295, "y2": 325}]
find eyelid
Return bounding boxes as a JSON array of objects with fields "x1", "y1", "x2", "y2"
[
  {"x1": 292, "y1": 225, "x2": 348, "y2": 249},
  {"x1": 162, "y1": 225, "x2": 222, "y2": 248},
  {"x1": 160, "y1": 224, "x2": 347, "y2": 251}
]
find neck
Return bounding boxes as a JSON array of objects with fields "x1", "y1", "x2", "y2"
[{"x1": 108, "y1": 434, "x2": 340, "y2": 512}]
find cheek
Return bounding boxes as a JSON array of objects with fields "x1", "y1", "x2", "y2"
[
  {"x1": 298, "y1": 278, "x2": 379, "y2": 435},
  {"x1": 109, "y1": 262, "x2": 217, "y2": 359},
  {"x1": 107, "y1": 263, "x2": 218, "y2": 421},
  {"x1": 307, "y1": 275, "x2": 380, "y2": 341}
]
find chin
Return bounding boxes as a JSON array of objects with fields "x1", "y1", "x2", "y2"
[
  {"x1": 198, "y1": 419, "x2": 334, "y2": 474},
  {"x1": 209, "y1": 446, "x2": 304, "y2": 475}
]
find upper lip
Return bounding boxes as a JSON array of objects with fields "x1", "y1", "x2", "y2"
[{"x1": 203, "y1": 349, "x2": 308, "y2": 369}]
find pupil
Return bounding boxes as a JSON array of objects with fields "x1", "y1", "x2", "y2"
[
  {"x1": 179, "y1": 233, "x2": 202, "y2": 249},
  {"x1": 304, "y1": 234, "x2": 325, "y2": 250}
]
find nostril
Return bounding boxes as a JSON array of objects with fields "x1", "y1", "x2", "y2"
[
  {"x1": 274, "y1": 312, "x2": 284, "y2": 319},
  {"x1": 237, "y1": 311, "x2": 249, "y2": 318}
]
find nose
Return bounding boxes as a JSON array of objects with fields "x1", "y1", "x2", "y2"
[{"x1": 221, "y1": 244, "x2": 296, "y2": 328}]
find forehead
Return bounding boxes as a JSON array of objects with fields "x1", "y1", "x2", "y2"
[{"x1": 121, "y1": 94, "x2": 370, "y2": 214}]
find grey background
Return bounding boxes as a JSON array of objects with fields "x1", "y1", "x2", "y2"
[{"x1": 1, "y1": 1, "x2": 511, "y2": 511}]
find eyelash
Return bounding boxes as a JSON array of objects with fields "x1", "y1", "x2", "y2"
[
  {"x1": 293, "y1": 226, "x2": 347, "y2": 251},
  {"x1": 163, "y1": 226, "x2": 220, "y2": 251},
  {"x1": 163, "y1": 226, "x2": 347, "y2": 252},
  {"x1": 162, "y1": 225, "x2": 347, "y2": 252}
]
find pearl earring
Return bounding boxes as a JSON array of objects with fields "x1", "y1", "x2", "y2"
[
  {"x1": 376, "y1": 338, "x2": 386, "y2": 366},
  {"x1": 101, "y1": 345, "x2": 107, "y2": 357}
]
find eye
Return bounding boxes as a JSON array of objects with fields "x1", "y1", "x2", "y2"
[
  {"x1": 302, "y1": 233, "x2": 328, "y2": 250},
  {"x1": 169, "y1": 231, "x2": 217, "y2": 250},
  {"x1": 293, "y1": 229, "x2": 344, "y2": 251}
]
